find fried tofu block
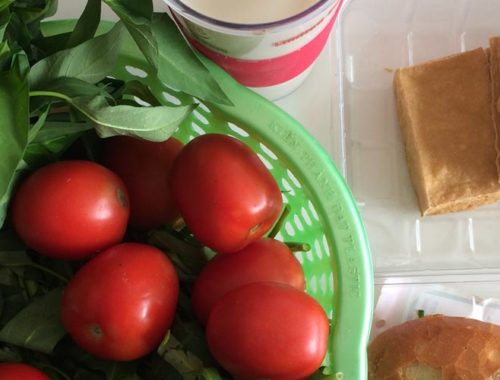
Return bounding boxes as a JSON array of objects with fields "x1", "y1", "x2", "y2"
[{"x1": 394, "y1": 48, "x2": 500, "y2": 215}]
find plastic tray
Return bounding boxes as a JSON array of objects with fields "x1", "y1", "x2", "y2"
[
  {"x1": 332, "y1": 0, "x2": 500, "y2": 359},
  {"x1": 334, "y1": 0, "x2": 500, "y2": 286},
  {"x1": 42, "y1": 20, "x2": 373, "y2": 380}
]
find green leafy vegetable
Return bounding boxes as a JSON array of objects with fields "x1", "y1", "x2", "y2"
[
  {"x1": 0, "y1": 52, "x2": 29, "y2": 228},
  {"x1": 29, "y1": 21, "x2": 125, "y2": 88},
  {"x1": 158, "y1": 333, "x2": 222, "y2": 380},
  {"x1": 0, "y1": 0, "x2": 14, "y2": 14},
  {"x1": 0, "y1": 40, "x2": 10, "y2": 69},
  {"x1": 76, "y1": 95, "x2": 194, "y2": 141},
  {"x1": 102, "y1": 0, "x2": 158, "y2": 69},
  {"x1": 97, "y1": 105, "x2": 187, "y2": 138},
  {"x1": 65, "y1": 0, "x2": 101, "y2": 49},
  {"x1": 29, "y1": 76, "x2": 112, "y2": 115},
  {"x1": 29, "y1": 91, "x2": 194, "y2": 141},
  {"x1": 2, "y1": 0, "x2": 57, "y2": 62},
  {"x1": 0, "y1": 288, "x2": 66, "y2": 354},
  {"x1": 40, "y1": 76, "x2": 111, "y2": 99},
  {"x1": 24, "y1": 120, "x2": 92, "y2": 165},
  {"x1": 0, "y1": 9, "x2": 10, "y2": 40},
  {"x1": 123, "y1": 80, "x2": 162, "y2": 106},
  {"x1": 151, "y1": 13, "x2": 230, "y2": 105},
  {"x1": 9, "y1": 0, "x2": 57, "y2": 25},
  {"x1": 27, "y1": 103, "x2": 51, "y2": 143},
  {"x1": 0, "y1": 250, "x2": 33, "y2": 267}
]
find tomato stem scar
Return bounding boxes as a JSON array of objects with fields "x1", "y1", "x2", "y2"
[{"x1": 90, "y1": 324, "x2": 103, "y2": 338}]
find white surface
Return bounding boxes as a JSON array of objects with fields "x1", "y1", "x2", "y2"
[{"x1": 335, "y1": 0, "x2": 500, "y2": 282}]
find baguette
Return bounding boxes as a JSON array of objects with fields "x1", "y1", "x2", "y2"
[{"x1": 368, "y1": 314, "x2": 500, "y2": 379}]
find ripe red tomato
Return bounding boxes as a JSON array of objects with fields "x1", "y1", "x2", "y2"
[
  {"x1": 11, "y1": 160, "x2": 129, "y2": 260},
  {"x1": 60, "y1": 243, "x2": 179, "y2": 361},
  {"x1": 170, "y1": 134, "x2": 283, "y2": 254},
  {"x1": 101, "y1": 136, "x2": 184, "y2": 231},
  {"x1": 191, "y1": 238, "x2": 305, "y2": 324},
  {"x1": 206, "y1": 282, "x2": 329, "y2": 380},
  {"x1": 0, "y1": 363, "x2": 49, "y2": 380}
]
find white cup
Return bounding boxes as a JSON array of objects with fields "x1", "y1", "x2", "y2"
[{"x1": 163, "y1": 0, "x2": 343, "y2": 100}]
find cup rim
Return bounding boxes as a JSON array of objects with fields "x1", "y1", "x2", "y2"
[{"x1": 162, "y1": 0, "x2": 338, "y2": 32}]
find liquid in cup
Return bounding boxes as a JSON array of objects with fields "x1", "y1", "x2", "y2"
[
  {"x1": 163, "y1": 0, "x2": 343, "y2": 99},
  {"x1": 178, "y1": 0, "x2": 321, "y2": 24}
]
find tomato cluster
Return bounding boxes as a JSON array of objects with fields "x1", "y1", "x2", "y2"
[{"x1": 7, "y1": 133, "x2": 329, "y2": 379}]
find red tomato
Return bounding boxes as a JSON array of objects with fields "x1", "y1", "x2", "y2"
[
  {"x1": 11, "y1": 160, "x2": 129, "y2": 260},
  {"x1": 170, "y1": 134, "x2": 283, "y2": 254},
  {"x1": 60, "y1": 243, "x2": 179, "y2": 361},
  {"x1": 192, "y1": 238, "x2": 305, "y2": 324},
  {"x1": 101, "y1": 136, "x2": 184, "y2": 231},
  {"x1": 0, "y1": 363, "x2": 49, "y2": 380},
  {"x1": 206, "y1": 282, "x2": 329, "y2": 380}
]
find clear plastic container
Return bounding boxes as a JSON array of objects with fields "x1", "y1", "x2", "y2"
[{"x1": 333, "y1": 0, "x2": 500, "y2": 335}]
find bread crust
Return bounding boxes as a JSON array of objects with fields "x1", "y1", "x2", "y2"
[{"x1": 368, "y1": 315, "x2": 500, "y2": 379}]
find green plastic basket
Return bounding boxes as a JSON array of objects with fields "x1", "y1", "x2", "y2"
[{"x1": 44, "y1": 20, "x2": 374, "y2": 380}]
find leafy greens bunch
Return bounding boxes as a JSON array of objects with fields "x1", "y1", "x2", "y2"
[{"x1": 0, "y1": 0, "x2": 234, "y2": 378}]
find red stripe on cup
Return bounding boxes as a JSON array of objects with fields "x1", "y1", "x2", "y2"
[{"x1": 184, "y1": 2, "x2": 342, "y2": 88}]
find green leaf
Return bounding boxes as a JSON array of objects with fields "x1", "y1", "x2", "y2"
[
  {"x1": 102, "y1": 0, "x2": 158, "y2": 69},
  {"x1": 10, "y1": 0, "x2": 57, "y2": 24},
  {"x1": 0, "y1": 345, "x2": 22, "y2": 362},
  {"x1": 33, "y1": 31, "x2": 72, "y2": 56},
  {"x1": 195, "y1": 368, "x2": 224, "y2": 380},
  {"x1": 28, "y1": 104, "x2": 51, "y2": 142},
  {"x1": 0, "y1": 250, "x2": 33, "y2": 267},
  {"x1": 29, "y1": 91, "x2": 193, "y2": 142},
  {"x1": 0, "y1": 288, "x2": 66, "y2": 354},
  {"x1": 158, "y1": 333, "x2": 222, "y2": 380},
  {"x1": 0, "y1": 10, "x2": 10, "y2": 69},
  {"x1": 151, "y1": 13, "x2": 230, "y2": 105},
  {"x1": 0, "y1": 52, "x2": 30, "y2": 229},
  {"x1": 0, "y1": 0, "x2": 14, "y2": 14},
  {"x1": 105, "y1": 0, "x2": 153, "y2": 19},
  {"x1": 75, "y1": 95, "x2": 194, "y2": 141},
  {"x1": 0, "y1": 9, "x2": 10, "y2": 40},
  {"x1": 24, "y1": 121, "x2": 92, "y2": 166},
  {"x1": 65, "y1": 0, "x2": 101, "y2": 49},
  {"x1": 123, "y1": 80, "x2": 161, "y2": 106},
  {"x1": 29, "y1": 22, "x2": 125, "y2": 88},
  {"x1": 45, "y1": 77, "x2": 111, "y2": 99},
  {"x1": 0, "y1": 230, "x2": 25, "y2": 252},
  {"x1": 4, "y1": 13, "x2": 35, "y2": 55},
  {"x1": 30, "y1": 76, "x2": 111, "y2": 113},
  {"x1": 0, "y1": 41, "x2": 10, "y2": 69}
]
